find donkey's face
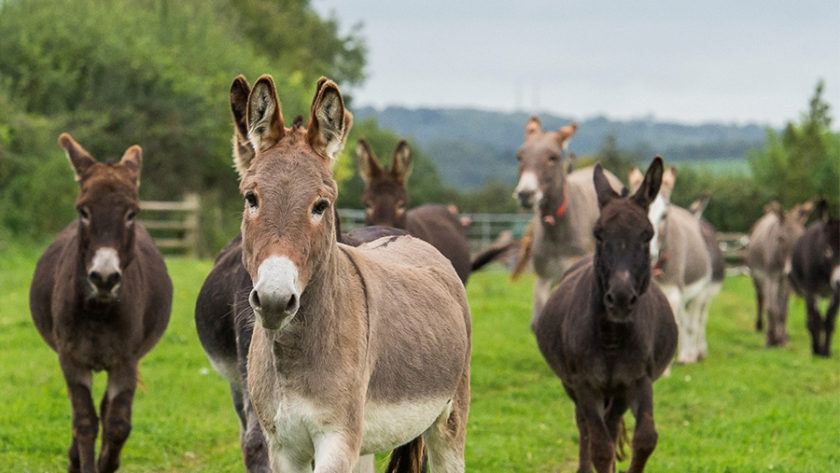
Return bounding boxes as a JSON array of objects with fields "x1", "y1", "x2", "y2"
[
  {"x1": 356, "y1": 140, "x2": 412, "y2": 227},
  {"x1": 514, "y1": 117, "x2": 577, "y2": 211},
  {"x1": 593, "y1": 156, "x2": 663, "y2": 323},
  {"x1": 236, "y1": 75, "x2": 351, "y2": 331},
  {"x1": 60, "y1": 134, "x2": 142, "y2": 302}
]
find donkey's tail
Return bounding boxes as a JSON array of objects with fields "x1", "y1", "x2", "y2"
[
  {"x1": 384, "y1": 437, "x2": 426, "y2": 473},
  {"x1": 510, "y1": 218, "x2": 536, "y2": 282},
  {"x1": 470, "y1": 240, "x2": 520, "y2": 272},
  {"x1": 615, "y1": 417, "x2": 629, "y2": 462}
]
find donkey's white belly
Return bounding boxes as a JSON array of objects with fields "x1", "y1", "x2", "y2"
[
  {"x1": 270, "y1": 393, "x2": 450, "y2": 458},
  {"x1": 360, "y1": 397, "x2": 451, "y2": 454}
]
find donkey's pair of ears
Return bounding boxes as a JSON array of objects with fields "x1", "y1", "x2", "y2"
[
  {"x1": 229, "y1": 74, "x2": 353, "y2": 175},
  {"x1": 59, "y1": 133, "x2": 141, "y2": 186},
  {"x1": 523, "y1": 116, "x2": 578, "y2": 147},
  {"x1": 595, "y1": 155, "x2": 664, "y2": 210},
  {"x1": 355, "y1": 139, "x2": 412, "y2": 184}
]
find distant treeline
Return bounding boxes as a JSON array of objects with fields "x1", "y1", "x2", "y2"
[{"x1": 0, "y1": 0, "x2": 837, "y2": 254}]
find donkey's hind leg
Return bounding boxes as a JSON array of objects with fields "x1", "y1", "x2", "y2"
[
  {"x1": 423, "y1": 369, "x2": 469, "y2": 473},
  {"x1": 98, "y1": 362, "x2": 137, "y2": 473}
]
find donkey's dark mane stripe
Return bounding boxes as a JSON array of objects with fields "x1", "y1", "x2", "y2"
[{"x1": 339, "y1": 244, "x2": 372, "y2": 358}]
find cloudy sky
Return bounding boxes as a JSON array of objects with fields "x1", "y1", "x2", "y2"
[{"x1": 312, "y1": 0, "x2": 839, "y2": 127}]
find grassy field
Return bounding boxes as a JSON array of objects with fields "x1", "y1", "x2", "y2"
[{"x1": 1, "y1": 248, "x2": 838, "y2": 472}]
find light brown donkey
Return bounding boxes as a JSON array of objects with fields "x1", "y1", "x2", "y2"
[
  {"x1": 747, "y1": 201, "x2": 813, "y2": 346},
  {"x1": 240, "y1": 75, "x2": 471, "y2": 473},
  {"x1": 512, "y1": 116, "x2": 623, "y2": 328}
]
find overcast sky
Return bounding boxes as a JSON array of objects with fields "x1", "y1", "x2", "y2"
[{"x1": 312, "y1": 0, "x2": 839, "y2": 127}]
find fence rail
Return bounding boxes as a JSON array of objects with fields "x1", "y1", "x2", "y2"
[
  {"x1": 139, "y1": 193, "x2": 200, "y2": 256},
  {"x1": 140, "y1": 203, "x2": 749, "y2": 264}
]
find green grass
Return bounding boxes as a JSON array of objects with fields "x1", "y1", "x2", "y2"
[{"x1": 1, "y1": 250, "x2": 838, "y2": 472}]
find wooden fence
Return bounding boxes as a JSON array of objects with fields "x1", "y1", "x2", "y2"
[
  {"x1": 139, "y1": 193, "x2": 200, "y2": 257},
  {"x1": 139, "y1": 202, "x2": 749, "y2": 265}
]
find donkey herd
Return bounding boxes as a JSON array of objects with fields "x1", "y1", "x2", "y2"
[{"x1": 26, "y1": 74, "x2": 839, "y2": 473}]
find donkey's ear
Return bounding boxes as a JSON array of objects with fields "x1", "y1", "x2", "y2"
[
  {"x1": 689, "y1": 191, "x2": 711, "y2": 218},
  {"x1": 627, "y1": 166, "x2": 643, "y2": 193},
  {"x1": 355, "y1": 139, "x2": 381, "y2": 184},
  {"x1": 594, "y1": 163, "x2": 620, "y2": 209},
  {"x1": 660, "y1": 165, "x2": 676, "y2": 200},
  {"x1": 524, "y1": 116, "x2": 541, "y2": 141},
  {"x1": 59, "y1": 133, "x2": 97, "y2": 182},
  {"x1": 632, "y1": 155, "x2": 664, "y2": 209},
  {"x1": 816, "y1": 198, "x2": 830, "y2": 222},
  {"x1": 391, "y1": 140, "x2": 413, "y2": 183},
  {"x1": 793, "y1": 200, "x2": 814, "y2": 224},
  {"x1": 556, "y1": 122, "x2": 578, "y2": 149},
  {"x1": 246, "y1": 75, "x2": 285, "y2": 155},
  {"x1": 306, "y1": 77, "x2": 348, "y2": 160},
  {"x1": 230, "y1": 75, "x2": 256, "y2": 176},
  {"x1": 119, "y1": 145, "x2": 142, "y2": 186}
]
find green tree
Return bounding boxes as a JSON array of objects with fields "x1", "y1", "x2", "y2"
[{"x1": 749, "y1": 81, "x2": 840, "y2": 211}]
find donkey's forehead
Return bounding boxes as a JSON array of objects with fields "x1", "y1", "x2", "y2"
[
  {"x1": 78, "y1": 164, "x2": 138, "y2": 199},
  {"x1": 242, "y1": 146, "x2": 336, "y2": 196},
  {"x1": 597, "y1": 201, "x2": 653, "y2": 237},
  {"x1": 519, "y1": 134, "x2": 562, "y2": 158}
]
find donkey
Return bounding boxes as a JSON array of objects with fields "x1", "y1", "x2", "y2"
[
  {"x1": 628, "y1": 165, "x2": 719, "y2": 363},
  {"x1": 534, "y1": 156, "x2": 677, "y2": 473},
  {"x1": 746, "y1": 201, "x2": 813, "y2": 346},
  {"x1": 513, "y1": 116, "x2": 623, "y2": 327},
  {"x1": 789, "y1": 200, "x2": 840, "y2": 357},
  {"x1": 232, "y1": 74, "x2": 470, "y2": 473},
  {"x1": 355, "y1": 139, "x2": 471, "y2": 284},
  {"x1": 195, "y1": 75, "x2": 391, "y2": 473},
  {"x1": 29, "y1": 134, "x2": 172, "y2": 473}
]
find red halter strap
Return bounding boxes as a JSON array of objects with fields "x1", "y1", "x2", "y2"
[{"x1": 541, "y1": 186, "x2": 569, "y2": 225}]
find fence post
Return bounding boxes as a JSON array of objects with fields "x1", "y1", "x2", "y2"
[{"x1": 183, "y1": 193, "x2": 200, "y2": 258}]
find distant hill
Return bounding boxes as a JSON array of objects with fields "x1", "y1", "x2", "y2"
[{"x1": 354, "y1": 106, "x2": 769, "y2": 189}]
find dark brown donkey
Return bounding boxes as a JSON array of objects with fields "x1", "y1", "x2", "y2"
[
  {"x1": 789, "y1": 200, "x2": 840, "y2": 357},
  {"x1": 238, "y1": 75, "x2": 470, "y2": 472},
  {"x1": 534, "y1": 156, "x2": 677, "y2": 473},
  {"x1": 355, "y1": 139, "x2": 472, "y2": 284},
  {"x1": 30, "y1": 134, "x2": 172, "y2": 473}
]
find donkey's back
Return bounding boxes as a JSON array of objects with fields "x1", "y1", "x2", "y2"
[{"x1": 405, "y1": 204, "x2": 471, "y2": 283}]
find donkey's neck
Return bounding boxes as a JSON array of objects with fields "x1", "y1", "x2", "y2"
[{"x1": 268, "y1": 244, "x2": 365, "y2": 369}]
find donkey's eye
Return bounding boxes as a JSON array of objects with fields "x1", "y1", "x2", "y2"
[
  {"x1": 126, "y1": 210, "x2": 137, "y2": 223},
  {"x1": 244, "y1": 191, "x2": 258, "y2": 209},
  {"x1": 312, "y1": 199, "x2": 330, "y2": 216},
  {"x1": 548, "y1": 155, "x2": 559, "y2": 163},
  {"x1": 78, "y1": 207, "x2": 90, "y2": 222}
]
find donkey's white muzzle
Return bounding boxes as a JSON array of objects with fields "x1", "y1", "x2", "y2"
[{"x1": 250, "y1": 256, "x2": 301, "y2": 330}]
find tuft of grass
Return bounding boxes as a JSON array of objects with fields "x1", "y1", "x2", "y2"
[{"x1": 1, "y1": 253, "x2": 838, "y2": 472}]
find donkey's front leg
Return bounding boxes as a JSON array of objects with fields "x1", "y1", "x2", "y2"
[
  {"x1": 60, "y1": 359, "x2": 97, "y2": 473},
  {"x1": 821, "y1": 293, "x2": 840, "y2": 357},
  {"x1": 626, "y1": 378, "x2": 658, "y2": 473},
  {"x1": 575, "y1": 397, "x2": 614, "y2": 473},
  {"x1": 97, "y1": 362, "x2": 137, "y2": 473},
  {"x1": 313, "y1": 432, "x2": 361, "y2": 473}
]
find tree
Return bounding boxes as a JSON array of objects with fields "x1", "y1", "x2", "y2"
[{"x1": 749, "y1": 81, "x2": 840, "y2": 212}]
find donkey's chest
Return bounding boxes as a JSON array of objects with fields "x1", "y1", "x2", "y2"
[{"x1": 58, "y1": 323, "x2": 132, "y2": 371}]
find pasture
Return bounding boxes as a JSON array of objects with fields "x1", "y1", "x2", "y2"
[{"x1": 1, "y1": 247, "x2": 838, "y2": 472}]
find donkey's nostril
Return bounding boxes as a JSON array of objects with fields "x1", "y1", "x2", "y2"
[
  {"x1": 285, "y1": 294, "x2": 298, "y2": 313},
  {"x1": 249, "y1": 289, "x2": 261, "y2": 310},
  {"x1": 89, "y1": 271, "x2": 103, "y2": 285},
  {"x1": 604, "y1": 292, "x2": 615, "y2": 306}
]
